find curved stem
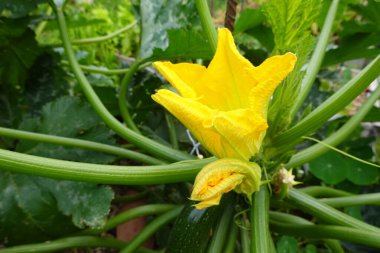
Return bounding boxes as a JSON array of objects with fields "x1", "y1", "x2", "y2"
[
  {"x1": 251, "y1": 186, "x2": 270, "y2": 253},
  {"x1": 120, "y1": 206, "x2": 183, "y2": 253},
  {"x1": 50, "y1": 2, "x2": 193, "y2": 161},
  {"x1": 299, "y1": 186, "x2": 353, "y2": 198},
  {"x1": 269, "y1": 211, "x2": 344, "y2": 253},
  {"x1": 286, "y1": 83, "x2": 380, "y2": 167},
  {"x1": 274, "y1": 55, "x2": 380, "y2": 148},
  {"x1": 207, "y1": 201, "x2": 235, "y2": 253},
  {"x1": 0, "y1": 236, "x2": 127, "y2": 253},
  {"x1": 42, "y1": 21, "x2": 137, "y2": 47},
  {"x1": 289, "y1": 0, "x2": 340, "y2": 120},
  {"x1": 195, "y1": 0, "x2": 218, "y2": 52},
  {"x1": 118, "y1": 59, "x2": 146, "y2": 133},
  {"x1": 84, "y1": 204, "x2": 177, "y2": 235},
  {"x1": 287, "y1": 189, "x2": 380, "y2": 233},
  {"x1": 319, "y1": 193, "x2": 380, "y2": 208},
  {"x1": 165, "y1": 113, "x2": 179, "y2": 149},
  {"x1": 270, "y1": 222, "x2": 380, "y2": 248},
  {"x1": 61, "y1": 60, "x2": 130, "y2": 75},
  {"x1": 0, "y1": 127, "x2": 164, "y2": 165},
  {"x1": 240, "y1": 216, "x2": 251, "y2": 253},
  {"x1": 0, "y1": 149, "x2": 215, "y2": 184},
  {"x1": 224, "y1": 222, "x2": 238, "y2": 253},
  {"x1": 112, "y1": 190, "x2": 149, "y2": 204}
]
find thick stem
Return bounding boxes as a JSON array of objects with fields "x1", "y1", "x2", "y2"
[
  {"x1": 319, "y1": 193, "x2": 380, "y2": 208},
  {"x1": 0, "y1": 127, "x2": 164, "y2": 165},
  {"x1": 289, "y1": 0, "x2": 340, "y2": 120},
  {"x1": 270, "y1": 222, "x2": 380, "y2": 248},
  {"x1": 61, "y1": 60, "x2": 130, "y2": 75},
  {"x1": 224, "y1": 222, "x2": 238, "y2": 253},
  {"x1": 274, "y1": 55, "x2": 380, "y2": 148},
  {"x1": 195, "y1": 0, "x2": 218, "y2": 52},
  {"x1": 50, "y1": 3, "x2": 193, "y2": 161},
  {"x1": 299, "y1": 186, "x2": 353, "y2": 198},
  {"x1": 120, "y1": 206, "x2": 183, "y2": 253},
  {"x1": 165, "y1": 113, "x2": 179, "y2": 150},
  {"x1": 0, "y1": 236, "x2": 127, "y2": 253},
  {"x1": 251, "y1": 186, "x2": 270, "y2": 253},
  {"x1": 287, "y1": 189, "x2": 380, "y2": 233},
  {"x1": 207, "y1": 202, "x2": 235, "y2": 253},
  {"x1": 0, "y1": 149, "x2": 215, "y2": 184},
  {"x1": 286, "y1": 83, "x2": 380, "y2": 167}
]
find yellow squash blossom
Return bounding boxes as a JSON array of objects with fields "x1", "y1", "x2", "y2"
[{"x1": 152, "y1": 28, "x2": 296, "y2": 208}]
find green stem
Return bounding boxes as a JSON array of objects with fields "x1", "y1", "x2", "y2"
[
  {"x1": 289, "y1": 0, "x2": 340, "y2": 120},
  {"x1": 287, "y1": 83, "x2": 380, "y2": 167},
  {"x1": 240, "y1": 217, "x2": 251, "y2": 253},
  {"x1": 0, "y1": 127, "x2": 164, "y2": 165},
  {"x1": 84, "y1": 204, "x2": 177, "y2": 235},
  {"x1": 118, "y1": 60, "x2": 146, "y2": 133},
  {"x1": 270, "y1": 222, "x2": 380, "y2": 248},
  {"x1": 35, "y1": 6, "x2": 52, "y2": 37},
  {"x1": 0, "y1": 149, "x2": 215, "y2": 184},
  {"x1": 251, "y1": 186, "x2": 270, "y2": 253},
  {"x1": 165, "y1": 113, "x2": 179, "y2": 149},
  {"x1": 120, "y1": 206, "x2": 183, "y2": 253},
  {"x1": 269, "y1": 211, "x2": 344, "y2": 253},
  {"x1": 61, "y1": 60, "x2": 130, "y2": 75},
  {"x1": 195, "y1": 0, "x2": 218, "y2": 52},
  {"x1": 50, "y1": 2, "x2": 193, "y2": 162},
  {"x1": 224, "y1": 222, "x2": 238, "y2": 253},
  {"x1": 287, "y1": 189, "x2": 380, "y2": 233},
  {"x1": 207, "y1": 202, "x2": 235, "y2": 253},
  {"x1": 299, "y1": 186, "x2": 353, "y2": 198},
  {"x1": 0, "y1": 236, "x2": 127, "y2": 253},
  {"x1": 319, "y1": 193, "x2": 380, "y2": 208},
  {"x1": 112, "y1": 190, "x2": 149, "y2": 204},
  {"x1": 42, "y1": 21, "x2": 137, "y2": 47},
  {"x1": 274, "y1": 55, "x2": 380, "y2": 148}
]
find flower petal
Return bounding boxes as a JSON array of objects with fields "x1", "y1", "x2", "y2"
[
  {"x1": 153, "y1": 62, "x2": 206, "y2": 98},
  {"x1": 249, "y1": 53, "x2": 297, "y2": 115},
  {"x1": 212, "y1": 109, "x2": 268, "y2": 160},
  {"x1": 195, "y1": 28, "x2": 258, "y2": 110}
]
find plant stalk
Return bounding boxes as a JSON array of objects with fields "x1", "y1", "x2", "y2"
[{"x1": 195, "y1": 0, "x2": 218, "y2": 52}]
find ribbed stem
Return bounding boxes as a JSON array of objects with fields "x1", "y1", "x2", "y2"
[
  {"x1": 270, "y1": 222, "x2": 380, "y2": 248},
  {"x1": 286, "y1": 83, "x2": 380, "y2": 167},
  {"x1": 0, "y1": 127, "x2": 164, "y2": 165},
  {"x1": 195, "y1": 0, "x2": 218, "y2": 52},
  {"x1": 274, "y1": 55, "x2": 380, "y2": 148},
  {"x1": 224, "y1": 222, "x2": 238, "y2": 253},
  {"x1": 120, "y1": 207, "x2": 182, "y2": 253},
  {"x1": 50, "y1": 2, "x2": 193, "y2": 161},
  {"x1": 207, "y1": 202, "x2": 235, "y2": 253},
  {"x1": 0, "y1": 149, "x2": 215, "y2": 184},
  {"x1": 299, "y1": 186, "x2": 353, "y2": 198},
  {"x1": 287, "y1": 189, "x2": 380, "y2": 233},
  {"x1": 251, "y1": 186, "x2": 270, "y2": 253},
  {"x1": 319, "y1": 193, "x2": 380, "y2": 208},
  {"x1": 0, "y1": 236, "x2": 127, "y2": 253}
]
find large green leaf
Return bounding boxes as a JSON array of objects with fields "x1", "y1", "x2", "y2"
[
  {"x1": 138, "y1": 0, "x2": 199, "y2": 59},
  {"x1": 309, "y1": 151, "x2": 348, "y2": 185},
  {"x1": 276, "y1": 236, "x2": 298, "y2": 253},
  {"x1": 0, "y1": 0, "x2": 47, "y2": 18},
  {"x1": 0, "y1": 170, "x2": 113, "y2": 245},
  {"x1": 17, "y1": 96, "x2": 116, "y2": 164},
  {"x1": 151, "y1": 29, "x2": 213, "y2": 61},
  {"x1": 0, "y1": 26, "x2": 42, "y2": 90}
]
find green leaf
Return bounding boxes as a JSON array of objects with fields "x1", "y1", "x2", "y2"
[
  {"x1": 0, "y1": 0, "x2": 47, "y2": 18},
  {"x1": 276, "y1": 236, "x2": 298, "y2": 253},
  {"x1": 0, "y1": 27, "x2": 42, "y2": 90},
  {"x1": 309, "y1": 151, "x2": 348, "y2": 185},
  {"x1": 346, "y1": 160, "x2": 379, "y2": 185},
  {"x1": 303, "y1": 244, "x2": 317, "y2": 253},
  {"x1": 151, "y1": 29, "x2": 213, "y2": 60},
  {"x1": 139, "y1": 0, "x2": 199, "y2": 59},
  {"x1": 234, "y1": 8, "x2": 265, "y2": 34},
  {"x1": 17, "y1": 96, "x2": 117, "y2": 164},
  {"x1": 0, "y1": 170, "x2": 113, "y2": 245}
]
